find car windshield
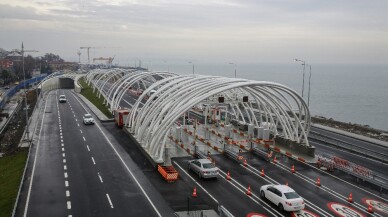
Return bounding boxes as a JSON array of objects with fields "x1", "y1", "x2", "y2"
[
  {"x1": 202, "y1": 163, "x2": 215, "y2": 169},
  {"x1": 284, "y1": 192, "x2": 300, "y2": 199},
  {"x1": 60, "y1": 96, "x2": 65, "y2": 98},
  {"x1": 84, "y1": 114, "x2": 92, "y2": 118}
]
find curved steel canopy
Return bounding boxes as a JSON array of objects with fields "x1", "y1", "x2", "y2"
[{"x1": 85, "y1": 69, "x2": 311, "y2": 163}]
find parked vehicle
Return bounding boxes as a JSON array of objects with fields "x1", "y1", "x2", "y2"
[
  {"x1": 260, "y1": 184, "x2": 305, "y2": 212},
  {"x1": 59, "y1": 95, "x2": 67, "y2": 103},
  {"x1": 83, "y1": 114, "x2": 95, "y2": 125},
  {"x1": 188, "y1": 159, "x2": 219, "y2": 179}
]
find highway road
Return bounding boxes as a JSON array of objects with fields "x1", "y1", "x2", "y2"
[
  {"x1": 22, "y1": 89, "x2": 173, "y2": 217},
  {"x1": 20, "y1": 84, "x2": 388, "y2": 217}
]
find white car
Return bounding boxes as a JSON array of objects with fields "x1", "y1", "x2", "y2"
[
  {"x1": 188, "y1": 159, "x2": 219, "y2": 179},
  {"x1": 260, "y1": 184, "x2": 305, "y2": 212},
  {"x1": 59, "y1": 95, "x2": 67, "y2": 103},
  {"x1": 83, "y1": 114, "x2": 95, "y2": 125}
]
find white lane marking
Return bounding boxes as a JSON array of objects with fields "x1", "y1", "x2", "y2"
[
  {"x1": 61, "y1": 139, "x2": 63, "y2": 143},
  {"x1": 64, "y1": 165, "x2": 67, "y2": 170},
  {"x1": 77, "y1": 123, "x2": 80, "y2": 127},
  {"x1": 98, "y1": 172, "x2": 103, "y2": 183},
  {"x1": 80, "y1": 130, "x2": 83, "y2": 134},
  {"x1": 61, "y1": 143, "x2": 64, "y2": 147},
  {"x1": 60, "y1": 136, "x2": 63, "y2": 139},
  {"x1": 67, "y1": 201, "x2": 71, "y2": 209},
  {"x1": 68, "y1": 215, "x2": 72, "y2": 217},
  {"x1": 23, "y1": 93, "x2": 49, "y2": 217},
  {"x1": 87, "y1": 145, "x2": 90, "y2": 151},
  {"x1": 62, "y1": 153, "x2": 66, "y2": 158},
  {"x1": 60, "y1": 129, "x2": 62, "y2": 133},
  {"x1": 63, "y1": 159, "x2": 67, "y2": 163},
  {"x1": 65, "y1": 180, "x2": 69, "y2": 187},
  {"x1": 75, "y1": 119, "x2": 77, "y2": 122},
  {"x1": 73, "y1": 114, "x2": 75, "y2": 117},
  {"x1": 60, "y1": 132, "x2": 62, "y2": 136},
  {"x1": 83, "y1": 136, "x2": 86, "y2": 141},
  {"x1": 59, "y1": 126, "x2": 62, "y2": 130},
  {"x1": 62, "y1": 147, "x2": 65, "y2": 152},
  {"x1": 106, "y1": 194, "x2": 114, "y2": 208},
  {"x1": 66, "y1": 190, "x2": 70, "y2": 197},
  {"x1": 72, "y1": 92, "x2": 163, "y2": 217},
  {"x1": 64, "y1": 172, "x2": 68, "y2": 178},
  {"x1": 91, "y1": 157, "x2": 96, "y2": 165}
]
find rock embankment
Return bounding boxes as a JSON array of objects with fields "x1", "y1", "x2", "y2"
[{"x1": 312, "y1": 116, "x2": 388, "y2": 142}]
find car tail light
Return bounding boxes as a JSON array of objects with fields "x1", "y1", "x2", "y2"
[
  {"x1": 302, "y1": 200, "x2": 305, "y2": 204},
  {"x1": 285, "y1": 202, "x2": 292, "y2": 206}
]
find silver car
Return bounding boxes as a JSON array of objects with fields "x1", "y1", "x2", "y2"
[
  {"x1": 188, "y1": 159, "x2": 219, "y2": 179},
  {"x1": 83, "y1": 114, "x2": 95, "y2": 125},
  {"x1": 59, "y1": 95, "x2": 67, "y2": 103}
]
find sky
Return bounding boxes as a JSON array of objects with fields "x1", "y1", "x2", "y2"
[{"x1": 0, "y1": 0, "x2": 387, "y2": 65}]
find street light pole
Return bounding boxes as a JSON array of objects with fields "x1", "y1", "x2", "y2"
[
  {"x1": 229, "y1": 62, "x2": 236, "y2": 78},
  {"x1": 294, "y1": 59, "x2": 306, "y2": 98},
  {"x1": 21, "y1": 42, "x2": 30, "y2": 141},
  {"x1": 188, "y1": 61, "x2": 194, "y2": 74},
  {"x1": 308, "y1": 65, "x2": 312, "y2": 107}
]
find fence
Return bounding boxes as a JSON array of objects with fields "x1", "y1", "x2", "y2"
[{"x1": 0, "y1": 75, "x2": 47, "y2": 110}]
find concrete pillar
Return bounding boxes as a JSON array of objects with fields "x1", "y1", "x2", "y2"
[
  {"x1": 175, "y1": 126, "x2": 181, "y2": 141},
  {"x1": 258, "y1": 127, "x2": 264, "y2": 139},
  {"x1": 248, "y1": 124, "x2": 254, "y2": 138},
  {"x1": 224, "y1": 124, "x2": 231, "y2": 137},
  {"x1": 263, "y1": 129, "x2": 270, "y2": 140}
]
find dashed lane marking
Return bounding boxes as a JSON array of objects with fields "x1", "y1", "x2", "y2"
[
  {"x1": 91, "y1": 157, "x2": 96, "y2": 165},
  {"x1": 65, "y1": 181, "x2": 69, "y2": 187},
  {"x1": 98, "y1": 172, "x2": 103, "y2": 183},
  {"x1": 62, "y1": 153, "x2": 65, "y2": 158},
  {"x1": 64, "y1": 172, "x2": 68, "y2": 178},
  {"x1": 75, "y1": 119, "x2": 77, "y2": 122},
  {"x1": 63, "y1": 159, "x2": 66, "y2": 163},
  {"x1": 87, "y1": 145, "x2": 90, "y2": 151},
  {"x1": 106, "y1": 194, "x2": 114, "y2": 208},
  {"x1": 66, "y1": 190, "x2": 70, "y2": 197},
  {"x1": 83, "y1": 136, "x2": 86, "y2": 141},
  {"x1": 77, "y1": 123, "x2": 80, "y2": 127},
  {"x1": 62, "y1": 147, "x2": 65, "y2": 152},
  {"x1": 61, "y1": 143, "x2": 64, "y2": 147},
  {"x1": 80, "y1": 130, "x2": 83, "y2": 134},
  {"x1": 67, "y1": 201, "x2": 71, "y2": 209},
  {"x1": 64, "y1": 165, "x2": 67, "y2": 170}
]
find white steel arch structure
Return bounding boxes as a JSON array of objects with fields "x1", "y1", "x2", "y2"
[{"x1": 126, "y1": 75, "x2": 311, "y2": 163}]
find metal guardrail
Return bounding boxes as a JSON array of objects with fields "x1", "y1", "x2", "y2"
[
  {"x1": 0, "y1": 100, "x2": 22, "y2": 136},
  {"x1": 316, "y1": 154, "x2": 388, "y2": 191},
  {"x1": 309, "y1": 132, "x2": 388, "y2": 164}
]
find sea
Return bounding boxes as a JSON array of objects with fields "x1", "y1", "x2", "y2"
[{"x1": 142, "y1": 63, "x2": 388, "y2": 132}]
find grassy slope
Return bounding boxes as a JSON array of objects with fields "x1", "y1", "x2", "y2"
[
  {"x1": 79, "y1": 77, "x2": 113, "y2": 118},
  {"x1": 0, "y1": 149, "x2": 28, "y2": 217}
]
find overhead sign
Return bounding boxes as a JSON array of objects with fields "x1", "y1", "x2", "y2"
[
  {"x1": 291, "y1": 209, "x2": 319, "y2": 217},
  {"x1": 246, "y1": 213, "x2": 267, "y2": 217},
  {"x1": 327, "y1": 202, "x2": 365, "y2": 217},
  {"x1": 362, "y1": 198, "x2": 388, "y2": 214}
]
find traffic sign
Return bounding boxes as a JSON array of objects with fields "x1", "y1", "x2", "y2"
[
  {"x1": 246, "y1": 213, "x2": 268, "y2": 217},
  {"x1": 327, "y1": 202, "x2": 365, "y2": 217},
  {"x1": 291, "y1": 209, "x2": 319, "y2": 217},
  {"x1": 362, "y1": 198, "x2": 388, "y2": 214}
]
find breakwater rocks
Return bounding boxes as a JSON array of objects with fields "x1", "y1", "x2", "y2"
[{"x1": 312, "y1": 116, "x2": 388, "y2": 142}]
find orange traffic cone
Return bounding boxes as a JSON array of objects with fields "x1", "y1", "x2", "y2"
[
  {"x1": 246, "y1": 185, "x2": 252, "y2": 196},
  {"x1": 273, "y1": 156, "x2": 277, "y2": 164},
  {"x1": 367, "y1": 204, "x2": 373, "y2": 213},
  {"x1": 261, "y1": 168, "x2": 265, "y2": 177},
  {"x1": 348, "y1": 193, "x2": 353, "y2": 203},
  {"x1": 192, "y1": 187, "x2": 197, "y2": 198},
  {"x1": 291, "y1": 165, "x2": 295, "y2": 173},
  {"x1": 226, "y1": 171, "x2": 231, "y2": 181},
  {"x1": 243, "y1": 159, "x2": 247, "y2": 167},
  {"x1": 316, "y1": 177, "x2": 321, "y2": 186}
]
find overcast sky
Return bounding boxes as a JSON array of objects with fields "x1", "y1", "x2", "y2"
[{"x1": 0, "y1": 0, "x2": 387, "y2": 65}]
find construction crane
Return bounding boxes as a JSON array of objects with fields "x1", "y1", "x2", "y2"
[
  {"x1": 79, "y1": 46, "x2": 119, "y2": 64},
  {"x1": 93, "y1": 55, "x2": 116, "y2": 68}
]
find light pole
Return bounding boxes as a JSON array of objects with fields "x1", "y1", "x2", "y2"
[
  {"x1": 307, "y1": 64, "x2": 312, "y2": 107},
  {"x1": 229, "y1": 62, "x2": 236, "y2": 78},
  {"x1": 188, "y1": 61, "x2": 194, "y2": 74},
  {"x1": 294, "y1": 59, "x2": 306, "y2": 98},
  {"x1": 15, "y1": 43, "x2": 39, "y2": 141}
]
